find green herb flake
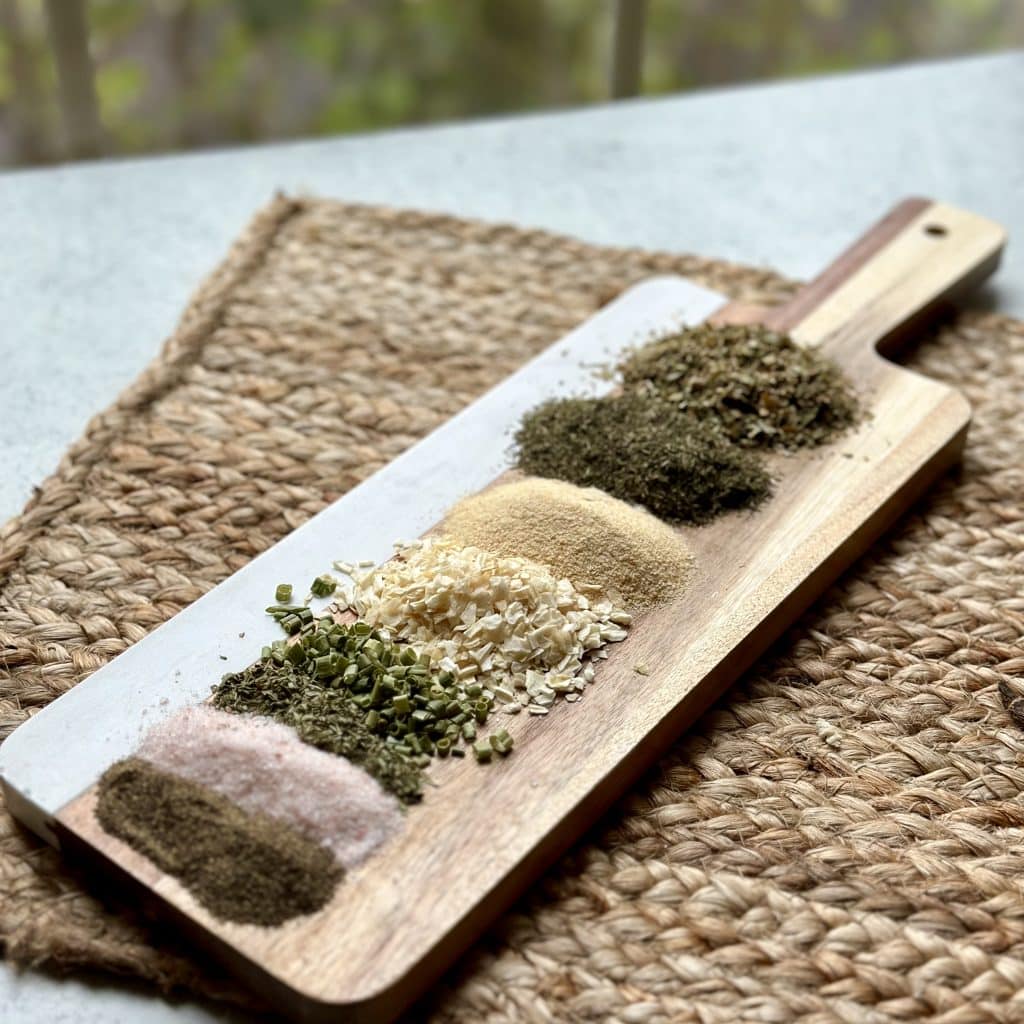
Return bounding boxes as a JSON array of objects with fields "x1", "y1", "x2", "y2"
[{"x1": 310, "y1": 575, "x2": 337, "y2": 599}]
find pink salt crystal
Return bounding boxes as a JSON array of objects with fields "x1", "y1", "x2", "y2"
[{"x1": 136, "y1": 704, "x2": 402, "y2": 868}]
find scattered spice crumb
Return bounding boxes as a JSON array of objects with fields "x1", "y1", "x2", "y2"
[
  {"x1": 1000, "y1": 680, "x2": 1024, "y2": 729},
  {"x1": 816, "y1": 718, "x2": 843, "y2": 749}
]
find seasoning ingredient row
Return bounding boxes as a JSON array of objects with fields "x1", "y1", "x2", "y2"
[{"x1": 93, "y1": 321, "x2": 859, "y2": 930}]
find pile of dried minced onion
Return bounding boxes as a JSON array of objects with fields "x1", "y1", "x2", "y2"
[{"x1": 336, "y1": 538, "x2": 631, "y2": 717}]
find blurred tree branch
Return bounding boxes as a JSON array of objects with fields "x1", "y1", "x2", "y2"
[
  {"x1": 168, "y1": 0, "x2": 199, "y2": 146},
  {"x1": 44, "y1": 0, "x2": 105, "y2": 158},
  {"x1": 611, "y1": 0, "x2": 648, "y2": 98},
  {"x1": 1, "y1": 0, "x2": 52, "y2": 162}
]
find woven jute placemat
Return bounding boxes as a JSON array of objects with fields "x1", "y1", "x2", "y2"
[{"x1": 3, "y1": 195, "x2": 1024, "y2": 1022}]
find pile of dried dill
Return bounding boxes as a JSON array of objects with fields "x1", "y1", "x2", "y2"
[{"x1": 515, "y1": 393, "x2": 770, "y2": 525}]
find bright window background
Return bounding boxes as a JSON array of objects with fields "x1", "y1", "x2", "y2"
[{"x1": 1, "y1": 0, "x2": 1021, "y2": 167}]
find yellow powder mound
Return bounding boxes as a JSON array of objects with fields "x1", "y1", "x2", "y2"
[{"x1": 442, "y1": 477, "x2": 693, "y2": 608}]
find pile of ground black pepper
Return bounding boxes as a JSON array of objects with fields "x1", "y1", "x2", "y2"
[
  {"x1": 515, "y1": 393, "x2": 770, "y2": 525},
  {"x1": 619, "y1": 322, "x2": 859, "y2": 450},
  {"x1": 95, "y1": 758, "x2": 341, "y2": 927},
  {"x1": 213, "y1": 656, "x2": 425, "y2": 804}
]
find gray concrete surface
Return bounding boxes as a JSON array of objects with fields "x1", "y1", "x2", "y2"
[
  {"x1": 0, "y1": 968, "x2": 265, "y2": 1024},
  {"x1": 1, "y1": 51, "x2": 1021, "y2": 1023}
]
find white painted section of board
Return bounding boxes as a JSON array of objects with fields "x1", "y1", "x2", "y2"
[{"x1": 0, "y1": 275, "x2": 726, "y2": 840}]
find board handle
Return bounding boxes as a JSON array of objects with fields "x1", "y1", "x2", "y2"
[{"x1": 763, "y1": 198, "x2": 1006, "y2": 357}]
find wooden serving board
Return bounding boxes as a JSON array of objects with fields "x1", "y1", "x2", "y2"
[{"x1": 0, "y1": 199, "x2": 1006, "y2": 1022}]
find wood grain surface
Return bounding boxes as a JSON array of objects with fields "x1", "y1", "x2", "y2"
[{"x1": 56, "y1": 199, "x2": 1006, "y2": 1023}]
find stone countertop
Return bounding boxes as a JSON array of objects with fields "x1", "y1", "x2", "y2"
[{"x1": 1, "y1": 50, "x2": 1021, "y2": 1024}]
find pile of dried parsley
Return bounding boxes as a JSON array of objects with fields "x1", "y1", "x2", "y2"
[
  {"x1": 214, "y1": 655, "x2": 426, "y2": 804},
  {"x1": 515, "y1": 322, "x2": 859, "y2": 524}
]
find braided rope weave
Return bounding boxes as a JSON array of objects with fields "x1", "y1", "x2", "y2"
[{"x1": 2, "y1": 196, "x2": 1023, "y2": 1022}]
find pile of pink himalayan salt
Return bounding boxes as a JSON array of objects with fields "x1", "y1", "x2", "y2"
[{"x1": 136, "y1": 704, "x2": 402, "y2": 868}]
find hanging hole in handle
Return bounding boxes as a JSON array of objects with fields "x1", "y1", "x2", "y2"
[{"x1": 924, "y1": 223, "x2": 948, "y2": 237}]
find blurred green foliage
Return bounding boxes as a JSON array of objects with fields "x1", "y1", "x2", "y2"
[{"x1": 0, "y1": 0, "x2": 1021, "y2": 165}]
